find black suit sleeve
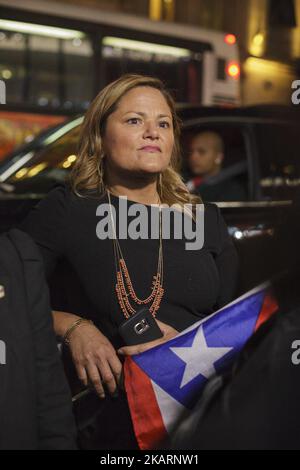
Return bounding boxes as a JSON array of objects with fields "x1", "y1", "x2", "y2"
[{"x1": 10, "y1": 229, "x2": 77, "y2": 450}]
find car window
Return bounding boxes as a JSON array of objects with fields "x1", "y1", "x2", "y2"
[
  {"x1": 3, "y1": 125, "x2": 81, "y2": 193},
  {"x1": 255, "y1": 122, "x2": 300, "y2": 201},
  {"x1": 181, "y1": 124, "x2": 249, "y2": 202}
]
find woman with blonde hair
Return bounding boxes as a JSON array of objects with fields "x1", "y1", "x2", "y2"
[{"x1": 21, "y1": 74, "x2": 239, "y2": 449}]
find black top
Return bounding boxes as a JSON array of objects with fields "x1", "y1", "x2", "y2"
[{"x1": 20, "y1": 184, "x2": 239, "y2": 346}]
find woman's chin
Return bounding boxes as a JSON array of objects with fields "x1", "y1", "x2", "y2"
[
  {"x1": 145, "y1": 167, "x2": 164, "y2": 174},
  {"x1": 136, "y1": 164, "x2": 165, "y2": 174}
]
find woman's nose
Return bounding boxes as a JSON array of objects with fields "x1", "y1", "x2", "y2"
[{"x1": 143, "y1": 121, "x2": 159, "y2": 139}]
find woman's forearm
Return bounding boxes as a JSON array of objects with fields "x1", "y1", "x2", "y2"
[{"x1": 52, "y1": 310, "x2": 82, "y2": 338}]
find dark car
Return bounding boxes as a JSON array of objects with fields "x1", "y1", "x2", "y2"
[{"x1": 0, "y1": 106, "x2": 298, "y2": 294}]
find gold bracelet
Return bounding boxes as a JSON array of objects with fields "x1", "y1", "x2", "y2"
[{"x1": 63, "y1": 318, "x2": 93, "y2": 346}]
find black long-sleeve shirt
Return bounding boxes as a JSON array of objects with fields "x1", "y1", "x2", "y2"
[{"x1": 20, "y1": 184, "x2": 239, "y2": 346}]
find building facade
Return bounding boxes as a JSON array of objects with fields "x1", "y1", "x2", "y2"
[{"x1": 2, "y1": 0, "x2": 300, "y2": 105}]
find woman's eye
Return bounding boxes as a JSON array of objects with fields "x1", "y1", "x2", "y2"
[
  {"x1": 127, "y1": 117, "x2": 141, "y2": 125},
  {"x1": 159, "y1": 121, "x2": 170, "y2": 128}
]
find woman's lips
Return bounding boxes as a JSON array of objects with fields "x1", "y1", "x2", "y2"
[{"x1": 139, "y1": 146, "x2": 161, "y2": 152}]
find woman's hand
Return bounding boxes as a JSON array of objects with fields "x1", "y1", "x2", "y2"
[
  {"x1": 117, "y1": 319, "x2": 178, "y2": 356},
  {"x1": 68, "y1": 322, "x2": 122, "y2": 399}
]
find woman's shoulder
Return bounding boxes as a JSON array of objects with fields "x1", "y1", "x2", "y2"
[
  {"x1": 49, "y1": 183, "x2": 107, "y2": 203},
  {"x1": 203, "y1": 201, "x2": 219, "y2": 213},
  {"x1": 41, "y1": 182, "x2": 71, "y2": 205},
  {"x1": 201, "y1": 202, "x2": 230, "y2": 252},
  {"x1": 38, "y1": 182, "x2": 102, "y2": 206},
  {"x1": 27, "y1": 183, "x2": 71, "y2": 224},
  {"x1": 202, "y1": 201, "x2": 222, "y2": 225}
]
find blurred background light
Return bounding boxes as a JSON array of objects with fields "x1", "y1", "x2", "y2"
[
  {"x1": 249, "y1": 32, "x2": 265, "y2": 57},
  {"x1": 226, "y1": 61, "x2": 240, "y2": 79},
  {"x1": 102, "y1": 36, "x2": 191, "y2": 58},
  {"x1": 224, "y1": 33, "x2": 237, "y2": 45},
  {"x1": 27, "y1": 163, "x2": 48, "y2": 178},
  {"x1": 1, "y1": 69, "x2": 12, "y2": 79},
  {"x1": 149, "y1": 0, "x2": 162, "y2": 21},
  {"x1": 245, "y1": 57, "x2": 288, "y2": 74},
  {"x1": 0, "y1": 20, "x2": 84, "y2": 39},
  {"x1": 15, "y1": 168, "x2": 28, "y2": 180}
]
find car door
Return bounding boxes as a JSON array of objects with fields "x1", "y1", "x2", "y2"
[
  {"x1": 239, "y1": 119, "x2": 299, "y2": 288},
  {"x1": 181, "y1": 117, "x2": 289, "y2": 294}
]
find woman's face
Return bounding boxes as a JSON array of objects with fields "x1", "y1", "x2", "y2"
[{"x1": 102, "y1": 86, "x2": 174, "y2": 178}]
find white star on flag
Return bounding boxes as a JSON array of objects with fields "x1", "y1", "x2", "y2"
[{"x1": 170, "y1": 326, "x2": 233, "y2": 388}]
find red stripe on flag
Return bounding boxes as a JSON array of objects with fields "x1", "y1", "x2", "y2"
[
  {"x1": 254, "y1": 291, "x2": 279, "y2": 332},
  {"x1": 124, "y1": 356, "x2": 167, "y2": 450}
]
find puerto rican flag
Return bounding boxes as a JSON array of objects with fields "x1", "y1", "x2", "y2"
[{"x1": 124, "y1": 283, "x2": 279, "y2": 450}]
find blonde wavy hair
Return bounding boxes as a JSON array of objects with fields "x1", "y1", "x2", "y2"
[{"x1": 70, "y1": 74, "x2": 201, "y2": 207}]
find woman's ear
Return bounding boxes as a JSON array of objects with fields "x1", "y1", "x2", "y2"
[{"x1": 215, "y1": 153, "x2": 224, "y2": 165}]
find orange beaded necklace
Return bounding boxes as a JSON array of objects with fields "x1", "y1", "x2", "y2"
[{"x1": 108, "y1": 190, "x2": 164, "y2": 320}]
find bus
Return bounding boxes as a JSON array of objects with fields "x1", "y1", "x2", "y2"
[{"x1": 0, "y1": 0, "x2": 240, "y2": 156}]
